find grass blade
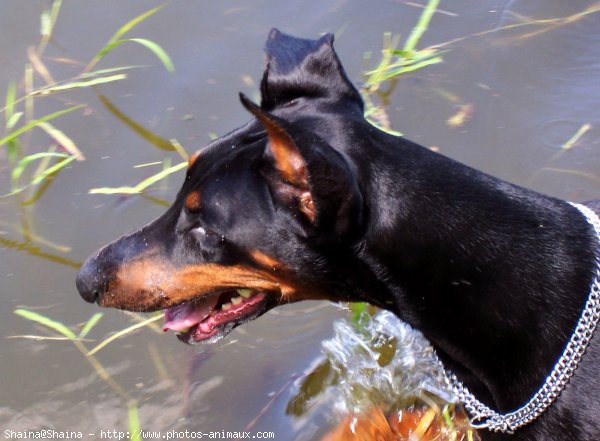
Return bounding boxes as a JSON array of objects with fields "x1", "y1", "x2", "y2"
[
  {"x1": 14, "y1": 309, "x2": 77, "y2": 340},
  {"x1": 169, "y1": 138, "x2": 188, "y2": 161},
  {"x1": 120, "y1": 160, "x2": 185, "y2": 192},
  {"x1": 40, "y1": 9, "x2": 51, "y2": 40},
  {"x1": 79, "y1": 313, "x2": 104, "y2": 339},
  {"x1": 5, "y1": 81, "x2": 17, "y2": 126},
  {"x1": 561, "y1": 123, "x2": 592, "y2": 150},
  {"x1": 92, "y1": 38, "x2": 174, "y2": 73},
  {"x1": 37, "y1": 122, "x2": 85, "y2": 159},
  {"x1": 0, "y1": 105, "x2": 84, "y2": 148},
  {"x1": 89, "y1": 161, "x2": 187, "y2": 195},
  {"x1": 30, "y1": 154, "x2": 77, "y2": 186},
  {"x1": 87, "y1": 4, "x2": 167, "y2": 71},
  {"x1": 127, "y1": 38, "x2": 175, "y2": 72},
  {"x1": 38, "y1": 0, "x2": 62, "y2": 54},
  {"x1": 4, "y1": 82, "x2": 21, "y2": 162},
  {"x1": 546, "y1": 123, "x2": 593, "y2": 163},
  {"x1": 128, "y1": 401, "x2": 141, "y2": 441},
  {"x1": 80, "y1": 66, "x2": 141, "y2": 78},
  {"x1": 403, "y1": 0, "x2": 440, "y2": 53},
  {"x1": 31, "y1": 145, "x2": 57, "y2": 188},
  {"x1": 48, "y1": 0, "x2": 63, "y2": 36},
  {"x1": 107, "y1": 4, "x2": 166, "y2": 47},
  {"x1": 7, "y1": 335, "x2": 77, "y2": 341},
  {"x1": 7, "y1": 112, "x2": 23, "y2": 130},
  {"x1": 86, "y1": 315, "x2": 162, "y2": 356},
  {"x1": 6, "y1": 139, "x2": 20, "y2": 163},
  {"x1": 364, "y1": 49, "x2": 442, "y2": 77},
  {"x1": 378, "y1": 48, "x2": 446, "y2": 71},
  {"x1": 28, "y1": 46, "x2": 55, "y2": 85},
  {"x1": 7, "y1": 151, "x2": 77, "y2": 196},
  {"x1": 32, "y1": 74, "x2": 128, "y2": 95},
  {"x1": 94, "y1": 40, "x2": 127, "y2": 60},
  {"x1": 11, "y1": 152, "x2": 69, "y2": 185},
  {"x1": 89, "y1": 186, "x2": 143, "y2": 195},
  {"x1": 377, "y1": 56, "x2": 443, "y2": 81},
  {"x1": 24, "y1": 64, "x2": 34, "y2": 122}
]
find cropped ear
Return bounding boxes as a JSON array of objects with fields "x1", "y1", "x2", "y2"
[
  {"x1": 240, "y1": 93, "x2": 315, "y2": 223},
  {"x1": 260, "y1": 28, "x2": 363, "y2": 113},
  {"x1": 240, "y1": 94, "x2": 363, "y2": 241}
]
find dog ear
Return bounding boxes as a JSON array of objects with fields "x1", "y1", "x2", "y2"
[
  {"x1": 260, "y1": 28, "x2": 363, "y2": 113},
  {"x1": 240, "y1": 94, "x2": 362, "y2": 241},
  {"x1": 240, "y1": 94, "x2": 315, "y2": 222}
]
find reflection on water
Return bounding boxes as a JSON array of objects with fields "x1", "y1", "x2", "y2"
[{"x1": 1, "y1": 0, "x2": 600, "y2": 439}]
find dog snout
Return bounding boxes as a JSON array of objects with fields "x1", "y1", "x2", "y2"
[
  {"x1": 76, "y1": 255, "x2": 106, "y2": 304},
  {"x1": 76, "y1": 225, "x2": 162, "y2": 305}
]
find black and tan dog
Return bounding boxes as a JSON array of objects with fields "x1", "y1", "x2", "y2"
[{"x1": 76, "y1": 30, "x2": 600, "y2": 440}]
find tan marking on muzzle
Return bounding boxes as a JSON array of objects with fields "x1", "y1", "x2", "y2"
[
  {"x1": 100, "y1": 258, "x2": 302, "y2": 311},
  {"x1": 248, "y1": 249, "x2": 286, "y2": 271}
]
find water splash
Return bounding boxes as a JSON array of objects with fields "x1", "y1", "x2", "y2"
[
  {"x1": 315, "y1": 311, "x2": 481, "y2": 440},
  {"x1": 321, "y1": 310, "x2": 455, "y2": 414}
]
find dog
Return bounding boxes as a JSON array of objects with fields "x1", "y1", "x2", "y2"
[{"x1": 76, "y1": 29, "x2": 600, "y2": 440}]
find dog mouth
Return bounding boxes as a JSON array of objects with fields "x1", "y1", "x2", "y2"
[{"x1": 162, "y1": 288, "x2": 270, "y2": 344}]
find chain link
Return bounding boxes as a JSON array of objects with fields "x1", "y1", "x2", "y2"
[{"x1": 444, "y1": 202, "x2": 600, "y2": 433}]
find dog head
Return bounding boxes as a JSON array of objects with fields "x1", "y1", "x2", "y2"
[{"x1": 76, "y1": 29, "x2": 378, "y2": 344}]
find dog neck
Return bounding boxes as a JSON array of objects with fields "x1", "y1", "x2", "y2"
[{"x1": 353, "y1": 141, "x2": 599, "y2": 413}]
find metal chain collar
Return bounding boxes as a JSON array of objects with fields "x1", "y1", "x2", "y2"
[{"x1": 444, "y1": 202, "x2": 600, "y2": 433}]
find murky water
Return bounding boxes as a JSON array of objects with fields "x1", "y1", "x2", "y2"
[{"x1": 1, "y1": 1, "x2": 599, "y2": 439}]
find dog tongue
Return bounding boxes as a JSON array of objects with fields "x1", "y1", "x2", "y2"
[{"x1": 163, "y1": 295, "x2": 219, "y2": 332}]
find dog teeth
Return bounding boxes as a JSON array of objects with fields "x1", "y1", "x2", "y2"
[
  {"x1": 221, "y1": 302, "x2": 232, "y2": 311},
  {"x1": 237, "y1": 288, "x2": 252, "y2": 298},
  {"x1": 231, "y1": 296, "x2": 243, "y2": 305}
]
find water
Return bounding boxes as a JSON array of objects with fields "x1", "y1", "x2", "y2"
[{"x1": 1, "y1": 1, "x2": 599, "y2": 439}]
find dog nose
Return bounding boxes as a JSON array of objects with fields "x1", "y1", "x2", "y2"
[
  {"x1": 76, "y1": 257, "x2": 105, "y2": 304},
  {"x1": 76, "y1": 219, "x2": 168, "y2": 306}
]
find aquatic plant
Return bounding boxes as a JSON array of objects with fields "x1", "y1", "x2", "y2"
[
  {"x1": 1, "y1": 2, "x2": 175, "y2": 202},
  {"x1": 13, "y1": 308, "x2": 164, "y2": 439}
]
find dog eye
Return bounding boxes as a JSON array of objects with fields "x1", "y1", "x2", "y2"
[
  {"x1": 190, "y1": 225, "x2": 225, "y2": 248},
  {"x1": 281, "y1": 98, "x2": 299, "y2": 107},
  {"x1": 191, "y1": 225, "x2": 210, "y2": 241},
  {"x1": 192, "y1": 226, "x2": 207, "y2": 236}
]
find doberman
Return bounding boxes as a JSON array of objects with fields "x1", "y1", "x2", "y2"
[{"x1": 76, "y1": 30, "x2": 600, "y2": 440}]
